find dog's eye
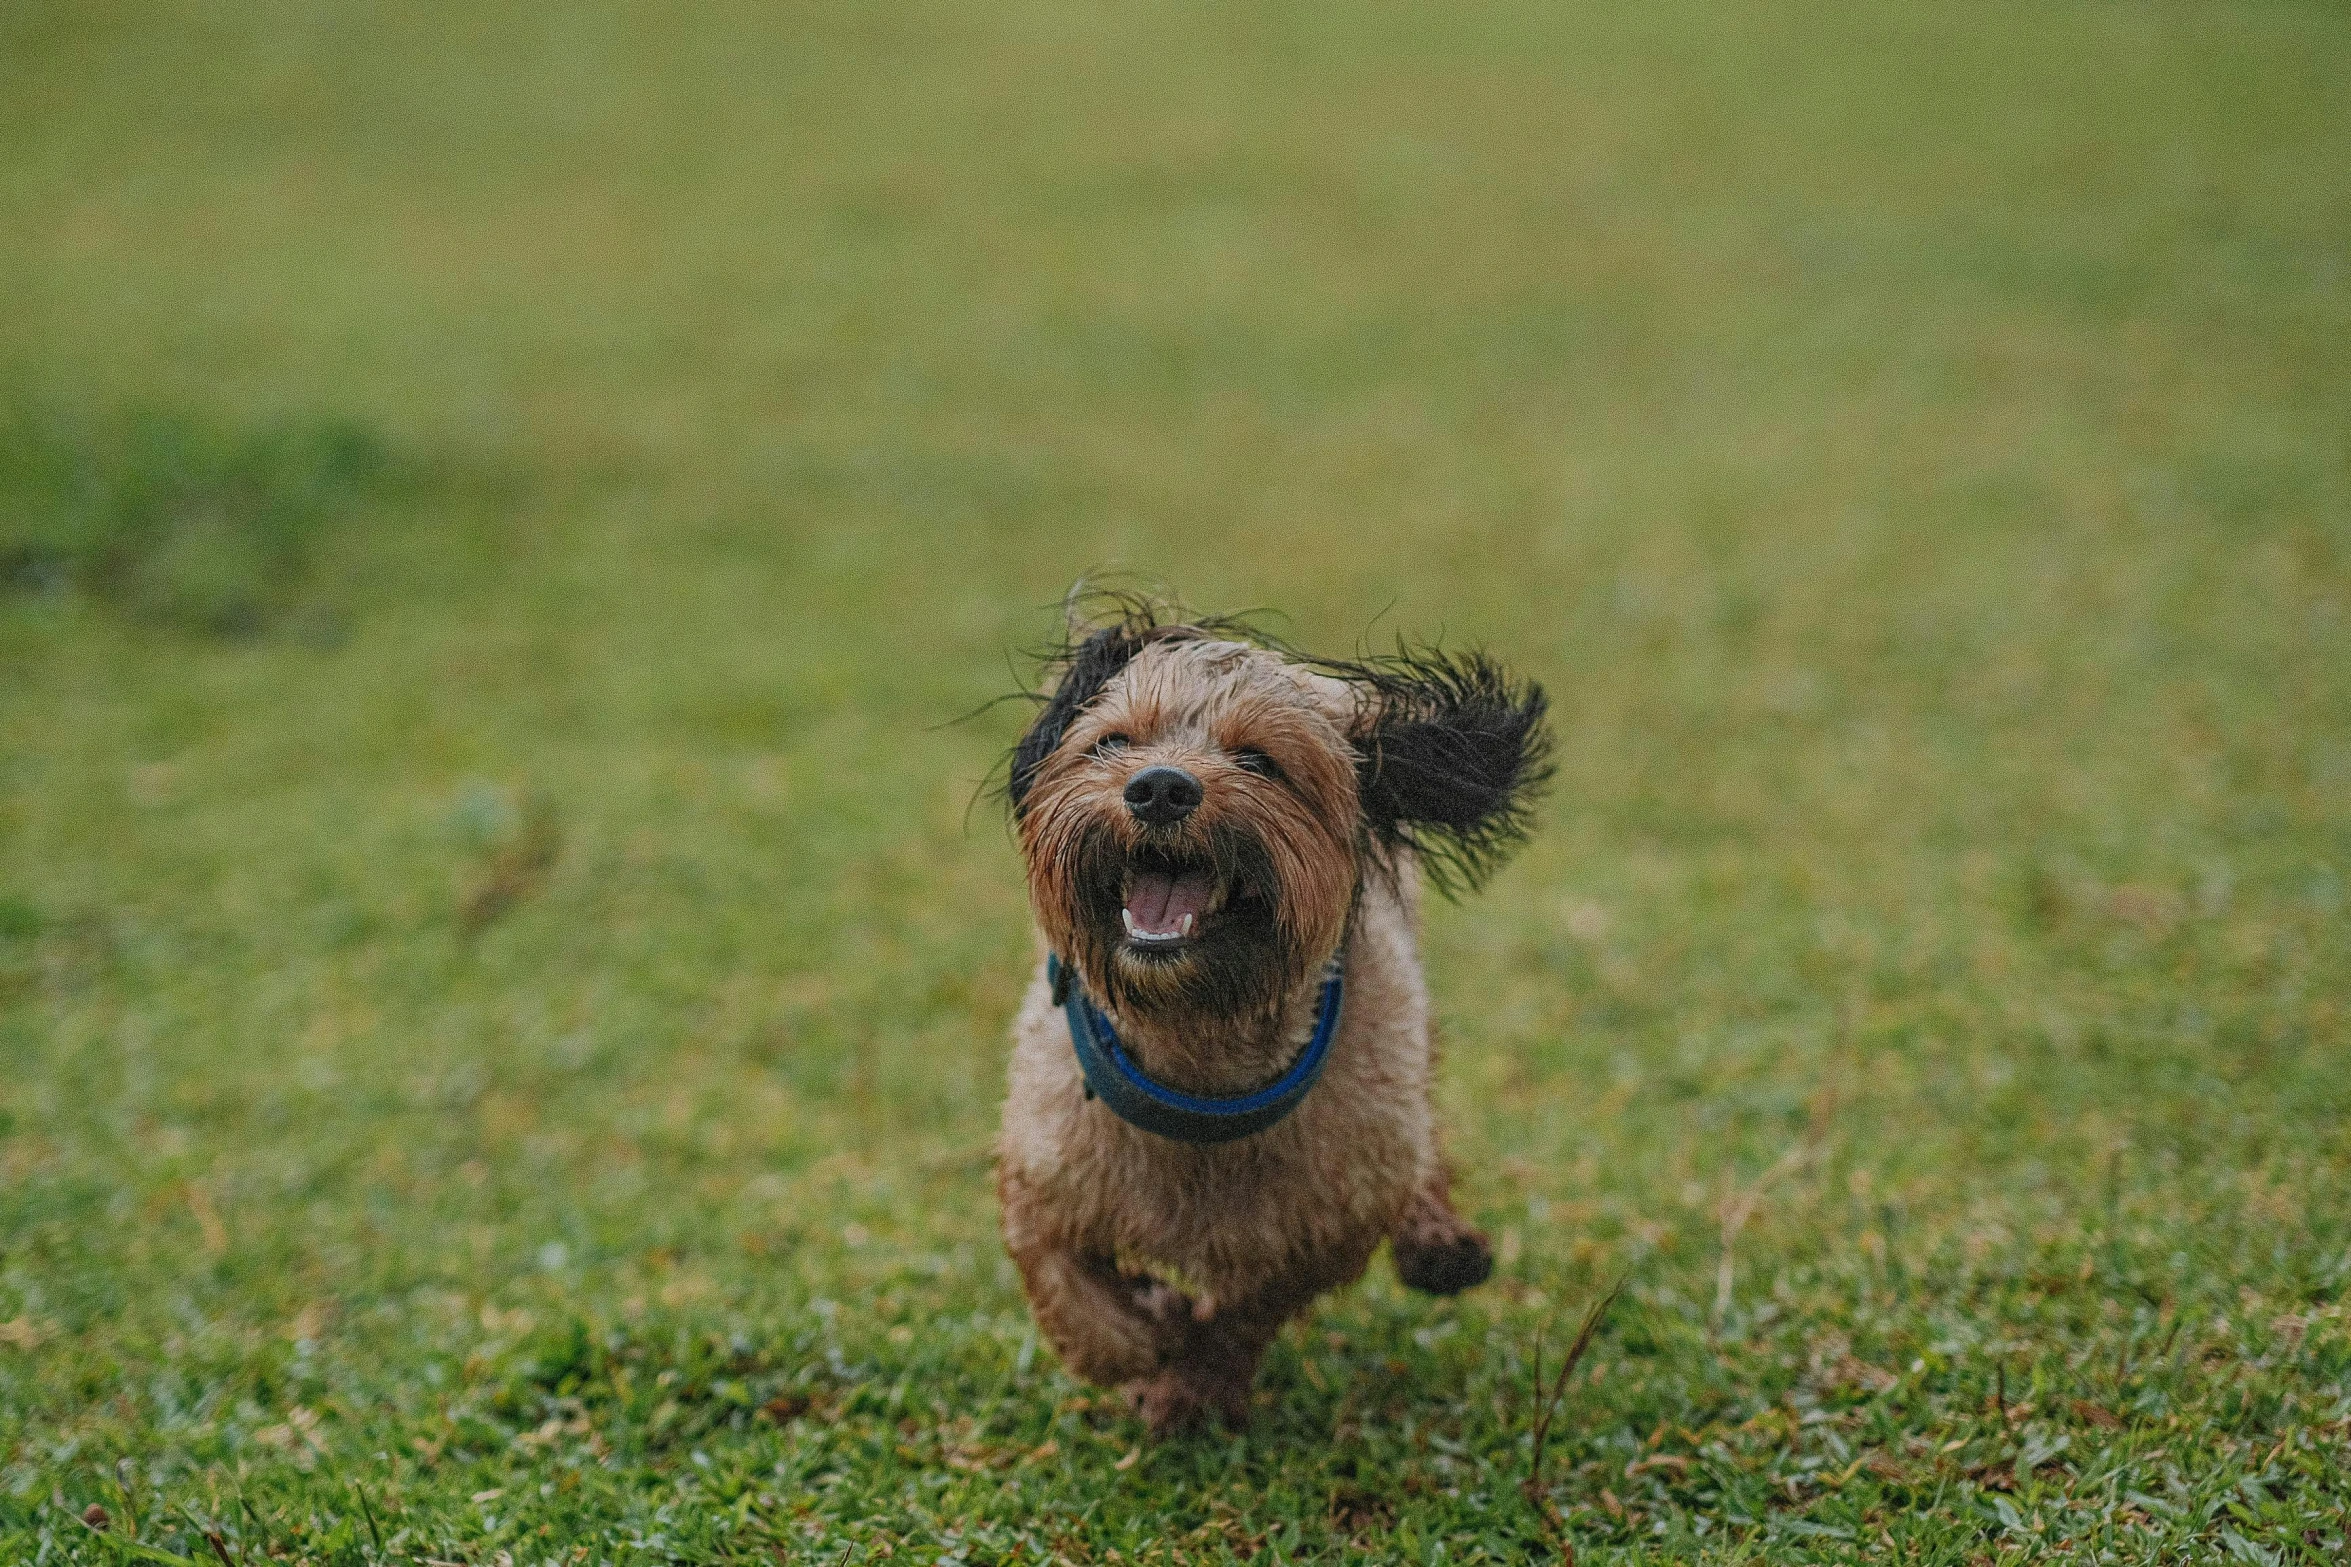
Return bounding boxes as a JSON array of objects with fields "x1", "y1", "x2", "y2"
[
  {"x1": 1092, "y1": 733, "x2": 1131, "y2": 757},
  {"x1": 1233, "y1": 747, "x2": 1283, "y2": 781}
]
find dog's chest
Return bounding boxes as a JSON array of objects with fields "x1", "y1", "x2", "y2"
[
  {"x1": 1094, "y1": 1107, "x2": 1422, "y2": 1296},
  {"x1": 999, "y1": 947, "x2": 1434, "y2": 1300}
]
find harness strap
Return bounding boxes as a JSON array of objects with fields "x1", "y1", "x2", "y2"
[{"x1": 1048, "y1": 953, "x2": 1343, "y2": 1144}]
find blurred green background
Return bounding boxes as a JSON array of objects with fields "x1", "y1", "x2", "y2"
[{"x1": 3, "y1": 1, "x2": 2347, "y2": 1562}]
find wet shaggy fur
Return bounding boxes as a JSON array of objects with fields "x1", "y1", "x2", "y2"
[{"x1": 996, "y1": 604, "x2": 1549, "y2": 1434}]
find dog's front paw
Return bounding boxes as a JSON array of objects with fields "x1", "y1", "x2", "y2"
[
  {"x1": 1393, "y1": 1226, "x2": 1494, "y2": 1296},
  {"x1": 1122, "y1": 1367, "x2": 1251, "y2": 1437}
]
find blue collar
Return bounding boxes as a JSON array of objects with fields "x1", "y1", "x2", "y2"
[{"x1": 1048, "y1": 953, "x2": 1343, "y2": 1144}]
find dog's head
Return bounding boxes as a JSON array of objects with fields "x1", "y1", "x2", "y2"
[{"x1": 1007, "y1": 603, "x2": 1551, "y2": 1022}]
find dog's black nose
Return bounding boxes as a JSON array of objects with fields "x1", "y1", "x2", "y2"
[{"x1": 1123, "y1": 765, "x2": 1203, "y2": 826}]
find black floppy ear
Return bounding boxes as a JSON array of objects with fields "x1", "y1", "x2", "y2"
[
  {"x1": 1348, "y1": 648, "x2": 1553, "y2": 894},
  {"x1": 1007, "y1": 624, "x2": 1146, "y2": 817}
]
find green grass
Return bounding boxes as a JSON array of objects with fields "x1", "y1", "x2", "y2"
[
  {"x1": 2, "y1": 406, "x2": 394, "y2": 636},
  {"x1": 3, "y1": 0, "x2": 2348, "y2": 1560}
]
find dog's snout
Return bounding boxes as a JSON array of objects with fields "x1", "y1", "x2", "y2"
[{"x1": 1123, "y1": 765, "x2": 1203, "y2": 826}]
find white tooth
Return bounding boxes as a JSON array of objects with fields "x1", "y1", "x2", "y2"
[
  {"x1": 1178, "y1": 913, "x2": 1194, "y2": 937},
  {"x1": 1121, "y1": 909, "x2": 1137, "y2": 936}
]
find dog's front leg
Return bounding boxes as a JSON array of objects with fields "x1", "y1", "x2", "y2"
[
  {"x1": 1011, "y1": 1242, "x2": 1183, "y2": 1386},
  {"x1": 1124, "y1": 1245, "x2": 1375, "y2": 1436},
  {"x1": 1390, "y1": 1166, "x2": 1494, "y2": 1295},
  {"x1": 1000, "y1": 1171, "x2": 1186, "y2": 1385},
  {"x1": 1120, "y1": 1301, "x2": 1272, "y2": 1435}
]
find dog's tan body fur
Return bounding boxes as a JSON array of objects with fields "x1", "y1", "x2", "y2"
[
  {"x1": 999, "y1": 866, "x2": 1477, "y2": 1425},
  {"x1": 996, "y1": 625, "x2": 1537, "y2": 1432}
]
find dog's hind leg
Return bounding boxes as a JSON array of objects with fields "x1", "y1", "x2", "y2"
[{"x1": 1390, "y1": 1167, "x2": 1494, "y2": 1295}]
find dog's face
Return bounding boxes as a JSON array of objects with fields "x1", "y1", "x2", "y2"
[
  {"x1": 1014, "y1": 634, "x2": 1361, "y2": 1018},
  {"x1": 1009, "y1": 616, "x2": 1551, "y2": 1022}
]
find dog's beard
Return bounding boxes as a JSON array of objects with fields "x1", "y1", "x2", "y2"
[{"x1": 1041, "y1": 818, "x2": 1316, "y2": 1022}]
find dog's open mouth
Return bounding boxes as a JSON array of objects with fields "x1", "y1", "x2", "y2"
[{"x1": 1120, "y1": 852, "x2": 1225, "y2": 949}]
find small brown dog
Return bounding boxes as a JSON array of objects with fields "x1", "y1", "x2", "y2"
[{"x1": 996, "y1": 599, "x2": 1550, "y2": 1433}]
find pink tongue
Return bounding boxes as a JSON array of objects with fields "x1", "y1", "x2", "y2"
[{"x1": 1125, "y1": 869, "x2": 1214, "y2": 935}]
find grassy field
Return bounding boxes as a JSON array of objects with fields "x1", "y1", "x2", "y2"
[{"x1": 4, "y1": 0, "x2": 2349, "y2": 1560}]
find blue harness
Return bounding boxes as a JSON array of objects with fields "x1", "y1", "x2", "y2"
[{"x1": 1048, "y1": 953, "x2": 1343, "y2": 1144}]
